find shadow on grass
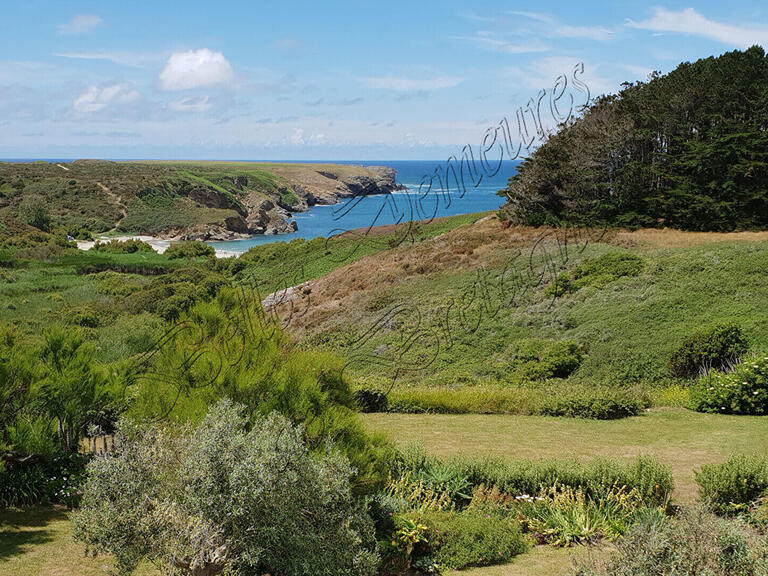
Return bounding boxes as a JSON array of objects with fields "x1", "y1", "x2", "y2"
[{"x1": 0, "y1": 506, "x2": 69, "y2": 561}]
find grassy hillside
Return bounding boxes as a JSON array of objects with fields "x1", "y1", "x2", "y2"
[
  {"x1": 0, "y1": 160, "x2": 396, "y2": 239},
  {"x1": 261, "y1": 216, "x2": 768, "y2": 411}
]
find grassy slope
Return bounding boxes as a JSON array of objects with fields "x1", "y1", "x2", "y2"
[
  {"x1": 280, "y1": 216, "x2": 768, "y2": 392},
  {"x1": 236, "y1": 212, "x2": 487, "y2": 296},
  {"x1": 363, "y1": 407, "x2": 768, "y2": 501}
]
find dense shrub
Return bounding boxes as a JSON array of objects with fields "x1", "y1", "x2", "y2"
[
  {"x1": 573, "y1": 505, "x2": 768, "y2": 576},
  {"x1": 355, "y1": 388, "x2": 389, "y2": 413},
  {"x1": 690, "y1": 353, "x2": 768, "y2": 415},
  {"x1": 696, "y1": 455, "x2": 768, "y2": 514},
  {"x1": 537, "y1": 386, "x2": 649, "y2": 419},
  {"x1": 396, "y1": 450, "x2": 673, "y2": 509},
  {"x1": 514, "y1": 484, "x2": 653, "y2": 546},
  {"x1": 91, "y1": 239, "x2": 155, "y2": 254},
  {"x1": 21, "y1": 199, "x2": 51, "y2": 232},
  {"x1": 511, "y1": 338, "x2": 584, "y2": 380},
  {"x1": 572, "y1": 252, "x2": 645, "y2": 288},
  {"x1": 128, "y1": 291, "x2": 392, "y2": 490},
  {"x1": 669, "y1": 324, "x2": 748, "y2": 378},
  {"x1": 73, "y1": 400, "x2": 379, "y2": 576},
  {"x1": 0, "y1": 452, "x2": 88, "y2": 507},
  {"x1": 387, "y1": 383, "x2": 648, "y2": 419},
  {"x1": 416, "y1": 509, "x2": 528, "y2": 570},
  {"x1": 164, "y1": 240, "x2": 215, "y2": 260}
]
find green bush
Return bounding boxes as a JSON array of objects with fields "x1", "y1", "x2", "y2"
[
  {"x1": 572, "y1": 252, "x2": 645, "y2": 288},
  {"x1": 511, "y1": 338, "x2": 584, "y2": 380},
  {"x1": 91, "y1": 239, "x2": 155, "y2": 254},
  {"x1": 397, "y1": 453, "x2": 673, "y2": 509},
  {"x1": 73, "y1": 400, "x2": 379, "y2": 576},
  {"x1": 514, "y1": 484, "x2": 652, "y2": 546},
  {"x1": 690, "y1": 353, "x2": 768, "y2": 415},
  {"x1": 0, "y1": 452, "x2": 88, "y2": 507},
  {"x1": 537, "y1": 386, "x2": 649, "y2": 419},
  {"x1": 354, "y1": 389, "x2": 389, "y2": 413},
  {"x1": 164, "y1": 240, "x2": 215, "y2": 260},
  {"x1": 417, "y1": 509, "x2": 528, "y2": 570},
  {"x1": 696, "y1": 455, "x2": 768, "y2": 515},
  {"x1": 387, "y1": 383, "x2": 648, "y2": 419},
  {"x1": 669, "y1": 324, "x2": 748, "y2": 378},
  {"x1": 573, "y1": 505, "x2": 768, "y2": 576}
]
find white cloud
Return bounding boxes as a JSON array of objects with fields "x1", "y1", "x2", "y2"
[
  {"x1": 504, "y1": 57, "x2": 616, "y2": 97},
  {"x1": 364, "y1": 75, "x2": 462, "y2": 91},
  {"x1": 457, "y1": 32, "x2": 551, "y2": 54},
  {"x1": 58, "y1": 14, "x2": 102, "y2": 35},
  {"x1": 623, "y1": 65, "x2": 656, "y2": 80},
  {"x1": 289, "y1": 128, "x2": 305, "y2": 145},
  {"x1": 159, "y1": 49, "x2": 234, "y2": 91},
  {"x1": 510, "y1": 12, "x2": 614, "y2": 41},
  {"x1": 55, "y1": 51, "x2": 163, "y2": 68},
  {"x1": 73, "y1": 83, "x2": 139, "y2": 113},
  {"x1": 169, "y1": 96, "x2": 212, "y2": 112},
  {"x1": 628, "y1": 8, "x2": 768, "y2": 49}
]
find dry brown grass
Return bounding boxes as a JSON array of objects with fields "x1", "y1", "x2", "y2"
[
  {"x1": 609, "y1": 228, "x2": 768, "y2": 249},
  {"x1": 274, "y1": 216, "x2": 570, "y2": 332}
]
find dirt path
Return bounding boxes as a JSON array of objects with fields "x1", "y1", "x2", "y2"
[
  {"x1": 56, "y1": 163, "x2": 70, "y2": 171},
  {"x1": 96, "y1": 181, "x2": 127, "y2": 229}
]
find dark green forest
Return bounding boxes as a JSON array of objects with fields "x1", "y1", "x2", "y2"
[{"x1": 500, "y1": 46, "x2": 768, "y2": 230}]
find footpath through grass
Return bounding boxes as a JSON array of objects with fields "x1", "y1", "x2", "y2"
[{"x1": 362, "y1": 407, "x2": 768, "y2": 501}]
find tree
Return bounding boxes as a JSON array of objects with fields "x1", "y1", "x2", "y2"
[
  {"x1": 34, "y1": 327, "x2": 115, "y2": 452},
  {"x1": 73, "y1": 399, "x2": 379, "y2": 576},
  {"x1": 500, "y1": 46, "x2": 768, "y2": 231}
]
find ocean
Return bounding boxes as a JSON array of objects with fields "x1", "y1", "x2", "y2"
[{"x1": 208, "y1": 160, "x2": 519, "y2": 252}]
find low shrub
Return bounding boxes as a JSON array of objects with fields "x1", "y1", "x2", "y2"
[
  {"x1": 548, "y1": 252, "x2": 644, "y2": 295},
  {"x1": 387, "y1": 383, "x2": 649, "y2": 419},
  {"x1": 689, "y1": 353, "x2": 768, "y2": 415},
  {"x1": 416, "y1": 509, "x2": 528, "y2": 570},
  {"x1": 669, "y1": 324, "x2": 748, "y2": 378},
  {"x1": 91, "y1": 239, "x2": 155, "y2": 254},
  {"x1": 95, "y1": 272, "x2": 145, "y2": 297},
  {"x1": 573, "y1": 505, "x2": 768, "y2": 576},
  {"x1": 355, "y1": 388, "x2": 389, "y2": 413},
  {"x1": 164, "y1": 240, "x2": 215, "y2": 260},
  {"x1": 0, "y1": 452, "x2": 88, "y2": 507},
  {"x1": 397, "y1": 453, "x2": 673, "y2": 509},
  {"x1": 696, "y1": 455, "x2": 768, "y2": 515},
  {"x1": 515, "y1": 484, "x2": 650, "y2": 546},
  {"x1": 537, "y1": 386, "x2": 649, "y2": 419},
  {"x1": 571, "y1": 252, "x2": 645, "y2": 288},
  {"x1": 511, "y1": 338, "x2": 584, "y2": 380}
]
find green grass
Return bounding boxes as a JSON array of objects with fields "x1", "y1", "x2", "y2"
[
  {"x1": 362, "y1": 408, "x2": 768, "y2": 501},
  {"x1": 0, "y1": 507, "x2": 595, "y2": 576},
  {"x1": 306, "y1": 234, "x2": 768, "y2": 393},
  {"x1": 0, "y1": 507, "x2": 156, "y2": 576}
]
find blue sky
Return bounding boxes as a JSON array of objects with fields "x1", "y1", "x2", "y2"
[{"x1": 1, "y1": 1, "x2": 767, "y2": 160}]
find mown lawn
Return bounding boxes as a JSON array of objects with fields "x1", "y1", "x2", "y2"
[
  {"x1": 362, "y1": 407, "x2": 768, "y2": 501},
  {"x1": 0, "y1": 506, "x2": 592, "y2": 576},
  {"x1": 0, "y1": 507, "x2": 155, "y2": 576}
]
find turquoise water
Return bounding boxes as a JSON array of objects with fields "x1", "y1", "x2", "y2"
[{"x1": 209, "y1": 160, "x2": 519, "y2": 252}]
